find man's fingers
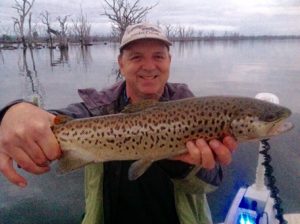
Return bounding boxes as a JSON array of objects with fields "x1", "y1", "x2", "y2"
[
  {"x1": 36, "y1": 129, "x2": 61, "y2": 161},
  {"x1": 21, "y1": 139, "x2": 49, "y2": 167},
  {"x1": 195, "y1": 139, "x2": 215, "y2": 169},
  {"x1": 186, "y1": 141, "x2": 202, "y2": 164},
  {"x1": 8, "y1": 147, "x2": 50, "y2": 174},
  {"x1": 223, "y1": 136, "x2": 238, "y2": 153},
  {"x1": 0, "y1": 152, "x2": 27, "y2": 187},
  {"x1": 209, "y1": 139, "x2": 232, "y2": 165}
]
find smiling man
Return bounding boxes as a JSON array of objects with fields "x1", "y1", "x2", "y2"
[
  {"x1": 0, "y1": 23, "x2": 237, "y2": 224},
  {"x1": 118, "y1": 24, "x2": 172, "y2": 102}
]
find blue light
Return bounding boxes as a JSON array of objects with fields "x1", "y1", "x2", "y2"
[{"x1": 238, "y1": 213, "x2": 256, "y2": 224}]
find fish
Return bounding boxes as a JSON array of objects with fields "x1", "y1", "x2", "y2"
[{"x1": 51, "y1": 96, "x2": 293, "y2": 180}]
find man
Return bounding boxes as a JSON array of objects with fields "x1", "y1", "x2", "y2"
[{"x1": 0, "y1": 23, "x2": 237, "y2": 224}]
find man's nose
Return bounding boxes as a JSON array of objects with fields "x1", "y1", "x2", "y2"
[{"x1": 142, "y1": 58, "x2": 156, "y2": 70}]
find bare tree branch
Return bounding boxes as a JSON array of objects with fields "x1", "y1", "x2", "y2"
[
  {"x1": 102, "y1": 0, "x2": 158, "y2": 40},
  {"x1": 40, "y1": 10, "x2": 55, "y2": 48},
  {"x1": 72, "y1": 7, "x2": 92, "y2": 46},
  {"x1": 12, "y1": 0, "x2": 35, "y2": 48},
  {"x1": 56, "y1": 15, "x2": 71, "y2": 49}
]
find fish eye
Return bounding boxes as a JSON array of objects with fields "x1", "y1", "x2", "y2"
[{"x1": 264, "y1": 114, "x2": 276, "y2": 122}]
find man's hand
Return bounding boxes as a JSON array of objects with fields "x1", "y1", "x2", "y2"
[
  {"x1": 173, "y1": 136, "x2": 238, "y2": 169},
  {"x1": 0, "y1": 103, "x2": 61, "y2": 187}
]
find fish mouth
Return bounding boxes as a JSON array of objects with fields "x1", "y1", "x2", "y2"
[{"x1": 268, "y1": 118, "x2": 294, "y2": 136}]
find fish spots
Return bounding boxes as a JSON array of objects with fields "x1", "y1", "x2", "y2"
[
  {"x1": 62, "y1": 132, "x2": 70, "y2": 136},
  {"x1": 59, "y1": 137, "x2": 67, "y2": 142},
  {"x1": 54, "y1": 96, "x2": 275, "y2": 165},
  {"x1": 221, "y1": 121, "x2": 225, "y2": 129},
  {"x1": 107, "y1": 139, "x2": 115, "y2": 144},
  {"x1": 124, "y1": 137, "x2": 131, "y2": 144}
]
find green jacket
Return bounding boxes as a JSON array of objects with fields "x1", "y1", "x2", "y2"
[
  {"x1": 82, "y1": 163, "x2": 217, "y2": 224},
  {"x1": 53, "y1": 81, "x2": 221, "y2": 224}
]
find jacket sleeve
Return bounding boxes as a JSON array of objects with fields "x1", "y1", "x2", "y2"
[
  {"x1": 0, "y1": 100, "x2": 29, "y2": 124},
  {"x1": 0, "y1": 100, "x2": 92, "y2": 125},
  {"x1": 48, "y1": 102, "x2": 92, "y2": 118}
]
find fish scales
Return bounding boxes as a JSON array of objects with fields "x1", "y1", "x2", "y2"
[{"x1": 52, "y1": 96, "x2": 293, "y2": 180}]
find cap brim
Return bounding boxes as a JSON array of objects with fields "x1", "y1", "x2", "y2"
[{"x1": 120, "y1": 37, "x2": 172, "y2": 50}]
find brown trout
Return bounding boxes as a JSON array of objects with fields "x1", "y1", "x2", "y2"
[{"x1": 52, "y1": 96, "x2": 293, "y2": 180}]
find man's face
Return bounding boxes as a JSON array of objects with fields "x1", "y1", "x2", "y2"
[{"x1": 118, "y1": 39, "x2": 171, "y2": 103}]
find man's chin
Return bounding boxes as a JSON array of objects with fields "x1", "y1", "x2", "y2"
[
  {"x1": 139, "y1": 92, "x2": 160, "y2": 100},
  {"x1": 137, "y1": 89, "x2": 162, "y2": 100}
]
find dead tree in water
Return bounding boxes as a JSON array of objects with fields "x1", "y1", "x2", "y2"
[
  {"x1": 12, "y1": 0, "x2": 35, "y2": 48},
  {"x1": 102, "y1": 0, "x2": 157, "y2": 40},
  {"x1": 40, "y1": 10, "x2": 55, "y2": 49},
  {"x1": 57, "y1": 16, "x2": 70, "y2": 49},
  {"x1": 73, "y1": 7, "x2": 92, "y2": 47},
  {"x1": 46, "y1": 15, "x2": 70, "y2": 50},
  {"x1": 27, "y1": 12, "x2": 33, "y2": 48}
]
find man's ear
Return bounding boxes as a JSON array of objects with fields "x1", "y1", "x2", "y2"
[{"x1": 118, "y1": 54, "x2": 123, "y2": 69}]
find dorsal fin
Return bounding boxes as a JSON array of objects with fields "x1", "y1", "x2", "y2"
[{"x1": 122, "y1": 99, "x2": 159, "y2": 113}]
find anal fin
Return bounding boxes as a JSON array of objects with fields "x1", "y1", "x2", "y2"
[{"x1": 128, "y1": 159, "x2": 153, "y2": 180}]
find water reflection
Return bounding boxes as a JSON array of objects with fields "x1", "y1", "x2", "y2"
[
  {"x1": 75, "y1": 46, "x2": 93, "y2": 70},
  {"x1": 50, "y1": 48, "x2": 69, "y2": 67},
  {"x1": 18, "y1": 48, "x2": 45, "y2": 107},
  {"x1": 0, "y1": 49, "x2": 4, "y2": 64}
]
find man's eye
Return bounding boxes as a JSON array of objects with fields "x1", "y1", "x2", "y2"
[
  {"x1": 130, "y1": 56, "x2": 140, "y2": 60},
  {"x1": 155, "y1": 55, "x2": 164, "y2": 59}
]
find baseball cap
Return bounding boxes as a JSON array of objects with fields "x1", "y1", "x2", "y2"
[{"x1": 120, "y1": 22, "x2": 172, "y2": 50}]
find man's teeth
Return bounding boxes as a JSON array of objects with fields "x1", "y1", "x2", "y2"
[{"x1": 140, "y1": 75, "x2": 157, "y2": 79}]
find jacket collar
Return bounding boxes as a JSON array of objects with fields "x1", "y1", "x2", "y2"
[{"x1": 78, "y1": 80, "x2": 193, "y2": 112}]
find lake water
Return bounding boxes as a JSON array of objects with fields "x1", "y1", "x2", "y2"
[
  {"x1": 1, "y1": 40, "x2": 300, "y2": 113},
  {"x1": 0, "y1": 40, "x2": 300, "y2": 223}
]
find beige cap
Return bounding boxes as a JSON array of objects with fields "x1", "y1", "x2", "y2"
[{"x1": 120, "y1": 22, "x2": 172, "y2": 49}]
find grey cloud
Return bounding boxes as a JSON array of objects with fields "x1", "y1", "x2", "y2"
[{"x1": 0, "y1": 0, "x2": 300, "y2": 35}]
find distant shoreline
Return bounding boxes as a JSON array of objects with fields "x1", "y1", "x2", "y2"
[{"x1": 1, "y1": 35, "x2": 300, "y2": 50}]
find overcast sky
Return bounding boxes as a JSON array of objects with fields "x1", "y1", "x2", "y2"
[{"x1": 1, "y1": 0, "x2": 300, "y2": 36}]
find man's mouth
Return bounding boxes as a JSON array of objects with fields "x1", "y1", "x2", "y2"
[{"x1": 139, "y1": 75, "x2": 158, "y2": 80}]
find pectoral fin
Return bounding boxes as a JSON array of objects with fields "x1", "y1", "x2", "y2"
[
  {"x1": 128, "y1": 159, "x2": 153, "y2": 180},
  {"x1": 57, "y1": 150, "x2": 93, "y2": 174}
]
